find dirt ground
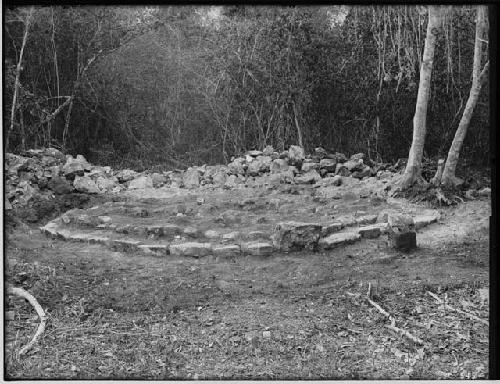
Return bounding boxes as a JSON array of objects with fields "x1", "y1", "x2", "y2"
[{"x1": 3, "y1": 195, "x2": 490, "y2": 379}]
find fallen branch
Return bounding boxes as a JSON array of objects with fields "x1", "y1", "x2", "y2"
[
  {"x1": 7, "y1": 284, "x2": 47, "y2": 355},
  {"x1": 385, "y1": 323, "x2": 424, "y2": 345},
  {"x1": 366, "y1": 283, "x2": 424, "y2": 345},
  {"x1": 426, "y1": 291, "x2": 488, "y2": 326}
]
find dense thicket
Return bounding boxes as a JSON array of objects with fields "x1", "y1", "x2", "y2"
[{"x1": 3, "y1": 5, "x2": 489, "y2": 170}]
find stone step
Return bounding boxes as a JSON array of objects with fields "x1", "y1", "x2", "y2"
[
  {"x1": 40, "y1": 221, "x2": 275, "y2": 258},
  {"x1": 40, "y1": 210, "x2": 441, "y2": 258},
  {"x1": 318, "y1": 231, "x2": 362, "y2": 250}
]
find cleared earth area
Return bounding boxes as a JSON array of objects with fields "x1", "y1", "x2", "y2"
[{"x1": 4, "y1": 186, "x2": 490, "y2": 379}]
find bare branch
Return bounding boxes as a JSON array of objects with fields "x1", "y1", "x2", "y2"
[{"x1": 7, "y1": 285, "x2": 47, "y2": 356}]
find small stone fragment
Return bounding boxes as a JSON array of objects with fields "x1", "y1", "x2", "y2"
[
  {"x1": 478, "y1": 187, "x2": 491, "y2": 197},
  {"x1": 222, "y1": 231, "x2": 241, "y2": 241},
  {"x1": 355, "y1": 215, "x2": 378, "y2": 225}
]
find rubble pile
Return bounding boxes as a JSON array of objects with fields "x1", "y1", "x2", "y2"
[
  {"x1": 5, "y1": 145, "x2": 396, "y2": 217},
  {"x1": 8, "y1": 144, "x2": 486, "y2": 222}
]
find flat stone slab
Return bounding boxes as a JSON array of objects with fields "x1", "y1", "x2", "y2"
[
  {"x1": 358, "y1": 225, "x2": 382, "y2": 239},
  {"x1": 318, "y1": 232, "x2": 361, "y2": 250},
  {"x1": 245, "y1": 230, "x2": 269, "y2": 241},
  {"x1": 337, "y1": 216, "x2": 357, "y2": 227},
  {"x1": 169, "y1": 242, "x2": 212, "y2": 258},
  {"x1": 68, "y1": 233, "x2": 110, "y2": 244},
  {"x1": 138, "y1": 244, "x2": 170, "y2": 256},
  {"x1": 160, "y1": 224, "x2": 183, "y2": 236},
  {"x1": 213, "y1": 244, "x2": 241, "y2": 258},
  {"x1": 146, "y1": 225, "x2": 166, "y2": 236},
  {"x1": 111, "y1": 239, "x2": 142, "y2": 252},
  {"x1": 321, "y1": 222, "x2": 344, "y2": 237},
  {"x1": 241, "y1": 242, "x2": 274, "y2": 256},
  {"x1": 204, "y1": 230, "x2": 221, "y2": 239},
  {"x1": 414, "y1": 214, "x2": 440, "y2": 230}
]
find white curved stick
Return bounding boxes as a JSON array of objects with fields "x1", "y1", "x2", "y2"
[{"x1": 7, "y1": 285, "x2": 47, "y2": 356}]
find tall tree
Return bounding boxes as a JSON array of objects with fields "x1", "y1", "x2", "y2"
[
  {"x1": 399, "y1": 6, "x2": 443, "y2": 190},
  {"x1": 6, "y1": 7, "x2": 34, "y2": 151},
  {"x1": 438, "y1": 5, "x2": 489, "y2": 187}
]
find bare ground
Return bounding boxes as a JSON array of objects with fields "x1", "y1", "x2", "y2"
[{"x1": 4, "y1": 196, "x2": 490, "y2": 379}]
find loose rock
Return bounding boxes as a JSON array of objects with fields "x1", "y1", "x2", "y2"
[
  {"x1": 273, "y1": 221, "x2": 322, "y2": 251},
  {"x1": 183, "y1": 168, "x2": 202, "y2": 188},
  {"x1": 73, "y1": 176, "x2": 100, "y2": 194},
  {"x1": 288, "y1": 145, "x2": 305, "y2": 166},
  {"x1": 128, "y1": 175, "x2": 153, "y2": 189}
]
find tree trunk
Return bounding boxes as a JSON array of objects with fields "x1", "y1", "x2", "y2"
[
  {"x1": 431, "y1": 158, "x2": 445, "y2": 185},
  {"x1": 440, "y1": 6, "x2": 488, "y2": 187},
  {"x1": 292, "y1": 102, "x2": 303, "y2": 148},
  {"x1": 6, "y1": 7, "x2": 34, "y2": 152},
  {"x1": 62, "y1": 96, "x2": 74, "y2": 147},
  {"x1": 399, "y1": 6, "x2": 442, "y2": 190},
  {"x1": 20, "y1": 109, "x2": 26, "y2": 151},
  {"x1": 51, "y1": 7, "x2": 60, "y2": 108}
]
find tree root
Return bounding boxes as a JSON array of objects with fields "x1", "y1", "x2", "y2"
[
  {"x1": 366, "y1": 283, "x2": 424, "y2": 345},
  {"x1": 7, "y1": 284, "x2": 47, "y2": 356}
]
